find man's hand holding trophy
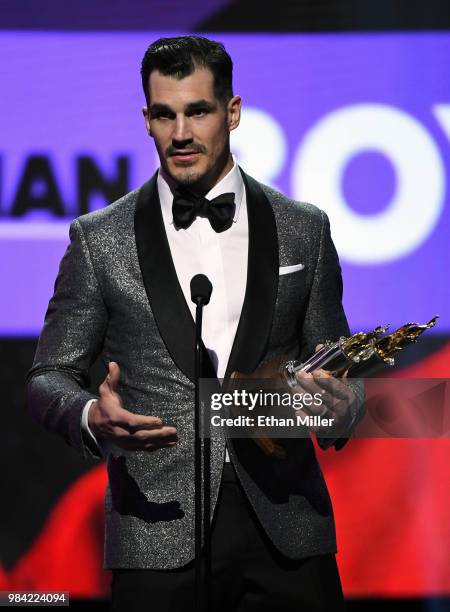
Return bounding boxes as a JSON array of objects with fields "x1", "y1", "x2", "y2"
[{"x1": 231, "y1": 316, "x2": 438, "y2": 457}]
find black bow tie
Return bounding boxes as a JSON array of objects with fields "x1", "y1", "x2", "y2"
[{"x1": 172, "y1": 188, "x2": 236, "y2": 233}]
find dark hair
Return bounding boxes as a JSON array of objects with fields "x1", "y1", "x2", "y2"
[{"x1": 140, "y1": 36, "x2": 233, "y2": 106}]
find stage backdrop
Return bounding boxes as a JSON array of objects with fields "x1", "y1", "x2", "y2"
[
  {"x1": 1, "y1": 32, "x2": 449, "y2": 600},
  {"x1": 1, "y1": 32, "x2": 450, "y2": 334}
]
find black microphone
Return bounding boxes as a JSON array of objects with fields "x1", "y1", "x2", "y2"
[{"x1": 190, "y1": 274, "x2": 213, "y2": 306}]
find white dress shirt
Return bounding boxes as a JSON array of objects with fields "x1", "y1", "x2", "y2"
[{"x1": 82, "y1": 159, "x2": 248, "y2": 459}]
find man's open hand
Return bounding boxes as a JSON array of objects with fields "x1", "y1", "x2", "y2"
[{"x1": 88, "y1": 361, "x2": 178, "y2": 451}]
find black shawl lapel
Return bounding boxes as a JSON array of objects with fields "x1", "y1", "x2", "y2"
[
  {"x1": 224, "y1": 169, "x2": 279, "y2": 378},
  {"x1": 134, "y1": 173, "x2": 216, "y2": 382}
]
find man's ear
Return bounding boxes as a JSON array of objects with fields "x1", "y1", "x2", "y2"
[
  {"x1": 142, "y1": 106, "x2": 152, "y2": 137},
  {"x1": 227, "y1": 95, "x2": 241, "y2": 132}
]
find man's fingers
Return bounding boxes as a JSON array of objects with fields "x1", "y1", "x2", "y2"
[
  {"x1": 311, "y1": 371, "x2": 355, "y2": 419},
  {"x1": 111, "y1": 409, "x2": 165, "y2": 432},
  {"x1": 295, "y1": 371, "x2": 343, "y2": 417},
  {"x1": 112, "y1": 425, "x2": 177, "y2": 441},
  {"x1": 313, "y1": 371, "x2": 353, "y2": 400},
  {"x1": 132, "y1": 427, "x2": 178, "y2": 442},
  {"x1": 294, "y1": 371, "x2": 325, "y2": 408},
  {"x1": 99, "y1": 361, "x2": 121, "y2": 397},
  {"x1": 109, "y1": 409, "x2": 178, "y2": 441},
  {"x1": 106, "y1": 361, "x2": 120, "y2": 392},
  {"x1": 293, "y1": 370, "x2": 356, "y2": 434},
  {"x1": 294, "y1": 372, "x2": 336, "y2": 417}
]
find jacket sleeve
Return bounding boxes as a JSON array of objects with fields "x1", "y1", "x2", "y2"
[
  {"x1": 27, "y1": 219, "x2": 108, "y2": 460},
  {"x1": 299, "y1": 210, "x2": 350, "y2": 360},
  {"x1": 299, "y1": 210, "x2": 364, "y2": 450}
]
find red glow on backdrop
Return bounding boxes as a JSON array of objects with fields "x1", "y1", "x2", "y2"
[
  {"x1": 320, "y1": 438, "x2": 450, "y2": 596},
  {"x1": 6, "y1": 343, "x2": 450, "y2": 599},
  {"x1": 324, "y1": 340, "x2": 450, "y2": 596},
  {"x1": 0, "y1": 564, "x2": 9, "y2": 590},
  {"x1": 9, "y1": 465, "x2": 110, "y2": 598}
]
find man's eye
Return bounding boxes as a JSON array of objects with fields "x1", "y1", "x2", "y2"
[
  {"x1": 151, "y1": 111, "x2": 172, "y2": 120},
  {"x1": 191, "y1": 109, "x2": 207, "y2": 117}
]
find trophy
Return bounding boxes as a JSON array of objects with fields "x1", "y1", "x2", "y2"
[
  {"x1": 284, "y1": 315, "x2": 439, "y2": 384},
  {"x1": 231, "y1": 316, "x2": 439, "y2": 457}
]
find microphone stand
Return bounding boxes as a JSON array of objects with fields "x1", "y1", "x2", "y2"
[{"x1": 191, "y1": 275, "x2": 213, "y2": 612}]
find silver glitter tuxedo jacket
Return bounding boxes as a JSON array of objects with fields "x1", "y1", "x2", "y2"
[{"x1": 27, "y1": 168, "x2": 352, "y2": 569}]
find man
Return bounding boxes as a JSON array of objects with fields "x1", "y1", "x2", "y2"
[{"x1": 28, "y1": 36, "x2": 361, "y2": 611}]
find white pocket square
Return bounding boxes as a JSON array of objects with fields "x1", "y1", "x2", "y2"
[{"x1": 279, "y1": 263, "x2": 305, "y2": 276}]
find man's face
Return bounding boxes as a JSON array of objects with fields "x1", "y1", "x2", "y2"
[{"x1": 143, "y1": 67, "x2": 241, "y2": 190}]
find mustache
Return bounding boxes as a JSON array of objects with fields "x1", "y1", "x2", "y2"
[{"x1": 166, "y1": 144, "x2": 207, "y2": 156}]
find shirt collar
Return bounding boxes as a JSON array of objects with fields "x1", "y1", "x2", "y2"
[{"x1": 157, "y1": 157, "x2": 244, "y2": 226}]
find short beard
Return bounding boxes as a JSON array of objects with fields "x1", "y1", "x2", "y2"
[
  {"x1": 162, "y1": 141, "x2": 231, "y2": 195},
  {"x1": 175, "y1": 170, "x2": 202, "y2": 187}
]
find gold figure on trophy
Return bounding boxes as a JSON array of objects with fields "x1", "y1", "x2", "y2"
[
  {"x1": 373, "y1": 316, "x2": 439, "y2": 365},
  {"x1": 341, "y1": 324, "x2": 389, "y2": 361}
]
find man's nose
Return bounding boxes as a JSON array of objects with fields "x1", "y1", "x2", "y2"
[{"x1": 172, "y1": 116, "x2": 193, "y2": 146}]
